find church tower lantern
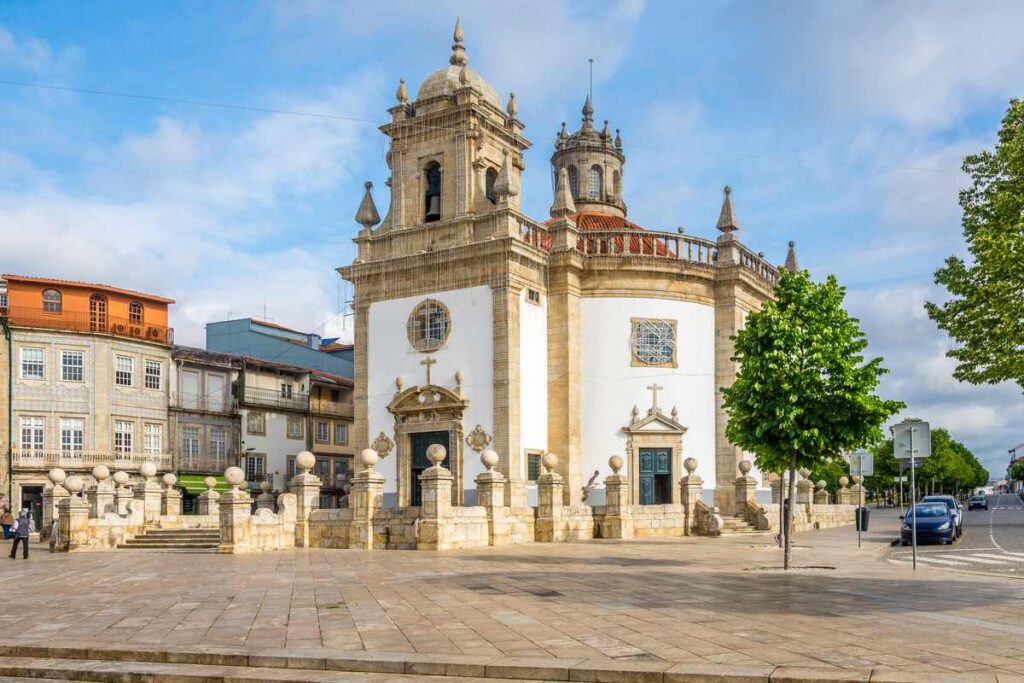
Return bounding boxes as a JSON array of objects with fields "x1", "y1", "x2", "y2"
[{"x1": 550, "y1": 95, "x2": 626, "y2": 218}]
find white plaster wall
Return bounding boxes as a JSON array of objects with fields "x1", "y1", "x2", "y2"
[
  {"x1": 519, "y1": 289, "x2": 548, "y2": 477},
  {"x1": 580, "y1": 298, "x2": 717, "y2": 489},
  {"x1": 368, "y1": 285, "x2": 494, "y2": 503},
  {"x1": 239, "y1": 409, "x2": 303, "y2": 490}
]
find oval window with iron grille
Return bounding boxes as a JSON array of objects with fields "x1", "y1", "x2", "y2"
[{"x1": 407, "y1": 299, "x2": 451, "y2": 352}]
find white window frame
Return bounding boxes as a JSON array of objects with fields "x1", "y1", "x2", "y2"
[
  {"x1": 144, "y1": 359, "x2": 162, "y2": 390},
  {"x1": 143, "y1": 423, "x2": 162, "y2": 455},
  {"x1": 334, "y1": 423, "x2": 348, "y2": 445},
  {"x1": 281, "y1": 383, "x2": 293, "y2": 399},
  {"x1": 114, "y1": 420, "x2": 134, "y2": 453},
  {"x1": 21, "y1": 347, "x2": 44, "y2": 380},
  {"x1": 61, "y1": 350, "x2": 84, "y2": 382},
  {"x1": 182, "y1": 425, "x2": 200, "y2": 463},
  {"x1": 286, "y1": 416, "x2": 304, "y2": 440},
  {"x1": 210, "y1": 428, "x2": 227, "y2": 465},
  {"x1": 245, "y1": 454, "x2": 266, "y2": 482},
  {"x1": 115, "y1": 355, "x2": 134, "y2": 387},
  {"x1": 20, "y1": 416, "x2": 44, "y2": 451},
  {"x1": 60, "y1": 418, "x2": 84, "y2": 453},
  {"x1": 316, "y1": 421, "x2": 329, "y2": 443}
]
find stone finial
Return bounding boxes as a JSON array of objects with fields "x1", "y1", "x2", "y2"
[
  {"x1": 839, "y1": 475, "x2": 850, "y2": 488},
  {"x1": 48, "y1": 468, "x2": 67, "y2": 486},
  {"x1": 716, "y1": 186, "x2": 739, "y2": 233},
  {"x1": 360, "y1": 448, "x2": 380, "y2": 469},
  {"x1": 506, "y1": 92, "x2": 517, "y2": 118},
  {"x1": 492, "y1": 152, "x2": 518, "y2": 202},
  {"x1": 395, "y1": 376, "x2": 404, "y2": 392},
  {"x1": 355, "y1": 181, "x2": 381, "y2": 231},
  {"x1": 542, "y1": 452, "x2": 559, "y2": 473},
  {"x1": 204, "y1": 476, "x2": 217, "y2": 491},
  {"x1": 449, "y1": 17, "x2": 468, "y2": 66},
  {"x1": 295, "y1": 451, "x2": 316, "y2": 474},
  {"x1": 162, "y1": 473, "x2": 177, "y2": 488},
  {"x1": 140, "y1": 462, "x2": 157, "y2": 479},
  {"x1": 614, "y1": 128, "x2": 622, "y2": 148},
  {"x1": 224, "y1": 466, "x2": 245, "y2": 490},
  {"x1": 738, "y1": 459, "x2": 752, "y2": 475},
  {"x1": 609, "y1": 455, "x2": 624, "y2": 474},
  {"x1": 550, "y1": 167, "x2": 577, "y2": 218},
  {"x1": 852, "y1": 474, "x2": 862, "y2": 485},
  {"x1": 684, "y1": 457, "x2": 698, "y2": 474},
  {"x1": 260, "y1": 480, "x2": 272, "y2": 493},
  {"x1": 459, "y1": 65, "x2": 468, "y2": 85},
  {"x1": 601, "y1": 120, "x2": 611, "y2": 140},
  {"x1": 65, "y1": 475, "x2": 84, "y2": 494},
  {"x1": 395, "y1": 78, "x2": 408, "y2": 104},
  {"x1": 671, "y1": 405, "x2": 679, "y2": 421},
  {"x1": 426, "y1": 444, "x2": 447, "y2": 468},
  {"x1": 784, "y1": 240, "x2": 800, "y2": 272},
  {"x1": 92, "y1": 465, "x2": 110, "y2": 482},
  {"x1": 798, "y1": 467, "x2": 811, "y2": 480},
  {"x1": 581, "y1": 94, "x2": 594, "y2": 127},
  {"x1": 454, "y1": 370, "x2": 463, "y2": 388},
  {"x1": 815, "y1": 479, "x2": 827, "y2": 490},
  {"x1": 112, "y1": 471, "x2": 129, "y2": 487},
  {"x1": 559, "y1": 121, "x2": 568, "y2": 140},
  {"x1": 481, "y1": 449, "x2": 499, "y2": 472}
]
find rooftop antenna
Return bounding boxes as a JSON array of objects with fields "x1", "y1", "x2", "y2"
[{"x1": 588, "y1": 58, "x2": 594, "y2": 108}]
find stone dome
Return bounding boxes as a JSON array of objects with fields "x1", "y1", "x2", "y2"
[{"x1": 416, "y1": 65, "x2": 501, "y2": 109}]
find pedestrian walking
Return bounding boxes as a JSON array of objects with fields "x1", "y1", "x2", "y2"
[
  {"x1": 9, "y1": 509, "x2": 31, "y2": 560},
  {"x1": 1, "y1": 507, "x2": 13, "y2": 539}
]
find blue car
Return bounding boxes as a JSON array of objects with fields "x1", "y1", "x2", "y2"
[
  {"x1": 921, "y1": 495, "x2": 963, "y2": 536},
  {"x1": 901, "y1": 503, "x2": 957, "y2": 545}
]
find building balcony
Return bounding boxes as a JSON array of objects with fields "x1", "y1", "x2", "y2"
[
  {"x1": 310, "y1": 399, "x2": 353, "y2": 418},
  {"x1": 12, "y1": 448, "x2": 173, "y2": 472},
  {"x1": 240, "y1": 385, "x2": 309, "y2": 412},
  {"x1": 176, "y1": 456, "x2": 231, "y2": 474},
  {"x1": 2, "y1": 306, "x2": 173, "y2": 345},
  {"x1": 170, "y1": 392, "x2": 237, "y2": 414}
]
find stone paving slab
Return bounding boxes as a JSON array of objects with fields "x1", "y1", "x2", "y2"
[{"x1": 3, "y1": 511, "x2": 1024, "y2": 682}]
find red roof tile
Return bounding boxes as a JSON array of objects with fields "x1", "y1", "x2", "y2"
[{"x1": 2, "y1": 274, "x2": 175, "y2": 304}]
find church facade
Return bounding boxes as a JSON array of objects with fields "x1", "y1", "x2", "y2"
[{"x1": 339, "y1": 22, "x2": 792, "y2": 516}]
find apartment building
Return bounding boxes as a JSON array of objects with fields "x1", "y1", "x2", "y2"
[{"x1": 306, "y1": 372, "x2": 355, "y2": 508}]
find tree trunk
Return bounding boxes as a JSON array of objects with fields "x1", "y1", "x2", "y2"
[
  {"x1": 785, "y1": 453, "x2": 797, "y2": 570},
  {"x1": 778, "y1": 472, "x2": 785, "y2": 549}
]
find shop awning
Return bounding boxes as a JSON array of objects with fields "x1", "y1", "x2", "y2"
[{"x1": 177, "y1": 474, "x2": 231, "y2": 495}]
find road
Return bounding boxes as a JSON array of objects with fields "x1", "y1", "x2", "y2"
[{"x1": 888, "y1": 492, "x2": 1024, "y2": 575}]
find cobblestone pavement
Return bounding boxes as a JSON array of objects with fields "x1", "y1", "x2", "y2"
[{"x1": 3, "y1": 515, "x2": 1024, "y2": 680}]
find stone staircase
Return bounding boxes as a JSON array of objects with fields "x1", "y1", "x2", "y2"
[
  {"x1": 118, "y1": 527, "x2": 220, "y2": 552},
  {"x1": 719, "y1": 516, "x2": 761, "y2": 535}
]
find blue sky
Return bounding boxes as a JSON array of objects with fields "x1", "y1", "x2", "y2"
[{"x1": 2, "y1": 1, "x2": 1023, "y2": 475}]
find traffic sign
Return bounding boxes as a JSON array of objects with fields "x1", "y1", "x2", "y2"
[
  {"x1": 893, "y1": 421, "x2": 931, "y2": 460},
  {"x1": 893, "y1": 475, "x2": 908, "y2": 483},
  {"x1": 847, "y1": 450, "x2": 874, "y2": 477}
]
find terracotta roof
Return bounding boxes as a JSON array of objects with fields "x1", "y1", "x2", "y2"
[
  {"x1": 311, "y1": 370, "x2": 354, "y2": 387},
  {"x1": 2, "y1": 274, "x2": 175, "y2": 304},
  {"x1": 542, "y1": 212, "x2": 647, "y2": 232}
]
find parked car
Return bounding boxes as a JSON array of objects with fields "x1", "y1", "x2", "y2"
[
  {"x1": 921, "y1": 495, "x2": 963, "y2": 536},
  {"x1": 968, "y1": 494, "x2": 989, "y2": 511},
  {"x1": 901, "y1": 503, "x2": 957, "y2": 545}
]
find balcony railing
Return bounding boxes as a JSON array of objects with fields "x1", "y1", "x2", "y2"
[
  {"x1": 177, "y1": 456, "x2": 230, "y2": 474},
  {"x1": 12, "y1": 448, "x2": 173, "y2": 471},
  {"x1": 170, "y1": 392, "x2": 236, "y2": 414},
  {"x1": 3, "y1": 306, "x2": 173, "y2": 345},
  {"x1": 578, "y1": 230, "x2": 719, "y2": 264},
  {"x1": 310, "y1": 399, "x2": 353, "y2": 418},
  {"x1": 240, "y1": 385, "x2": 309, "y2": 411}
]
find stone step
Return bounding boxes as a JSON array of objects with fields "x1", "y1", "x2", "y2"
[
  {"x1": 119, "y1": 541, "x2": 220, "y2": 548},
  {"x1": 144, "y1": 529, "x2": 220, "y2": 535}
]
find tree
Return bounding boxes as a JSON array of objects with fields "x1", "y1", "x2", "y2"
[
  {"x1": 1009, "y1": 460, "x2": 1024, "y2": 485},
  {"x1": 926, "y1": 99, "x2": 1024, "y2": 391},
  {"x1": 723, "y1": 269, "x2": 904, "y2": 569}
]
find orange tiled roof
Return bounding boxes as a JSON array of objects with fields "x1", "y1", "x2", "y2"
[
  {"x1": 319, "y1": 342, "x2": 354, "y2": 353},
  {"x1": 312, "y1": 370, "x2": 355, "y2": 387},
  {"x1": 2, "y1": 274, "x2": 175, "y2": 304}
]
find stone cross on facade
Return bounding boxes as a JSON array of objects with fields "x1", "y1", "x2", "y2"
[
  {"x1": 420, "y1": 357, "x2": 437, "y2": 386},
  {"x1": 647, "y1": 383, "x2": 664, "y2": 414}
]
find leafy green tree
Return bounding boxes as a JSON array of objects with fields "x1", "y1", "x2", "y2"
[
  {"x1": 1009, "y1": 460, "x2": 1024, "y2": 484},
  {"x1": 926, "y1": 100, "x2": 1024, "y2": 391},
  {"x1": 723, "y1": 269, "x2": 904, "y2": 568}
]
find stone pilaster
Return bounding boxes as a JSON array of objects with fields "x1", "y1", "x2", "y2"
[
  {"x1": 713, "y1": 258, "x2": 747, "y2": 515},
  {"x1": 491, "y1": 280, "x2": 525, "y2": 507},
  {"x1": 89, "y1": 481, "x2": 116, "y2": 518},
  {"x1": 42, "y1": 483, "x2": 69, "y2": 540},
  {"x1": 198, "y1": 489, "x2": 221, "y2": 516},
  {"x1": 680, "y1": 472, "x2": 703, "y2": 537},
  {"x1": 600, "y1": 471, "x2": 633, "y2": 540},
  {"x1": 134, "y1": 478, "x2": 163, "y2": 525},
  {"x1": 57, "y1": 484, "x2": 89, "y2": 552},
  {"x1": 161, "y1": 474, "x2": 182, "y2": 517},
  {"x1": 115, "y1": 483, "x2": 133, "y2": 515},
  {"x1": 535, "y1": 467, "x2": 565, "y2": 542},
  {"x1": 290, "y1": 452, "x2": 322, "y2": 549},
  {"x1": 349, "y1": 457, "x2": 384, "y2": 550},
  {"x1": 797, "y1": 477, "x2": 814, "y2": 515},
  {"x1": 734, "y1": 461, "x2": 758, "y2": 512},
  {"x1": 218, "y1": 489, "x2": 252, "y2": 554},
  {"x1": 417, "y1": 464, "x2": 454, "y2": 550},
  {"x1": 476, "y1": 467, "x2": 509, "y2": 546}
]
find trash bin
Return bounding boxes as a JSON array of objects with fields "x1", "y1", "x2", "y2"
[{"x1": 856, "y1": 506, "x2": 870, "y2": 532}]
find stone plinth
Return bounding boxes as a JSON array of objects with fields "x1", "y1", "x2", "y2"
[
  {"x1": 475, "y1": 469, "x2": 513, "y2": 546},
  {"x1": 161, "y1": 487, "x2": 182, "y2": 517},
  {"x1": 116, "y1": 484, "x2": 133, "y2": 515},
  {"x1": 600, "y1": 473, "x2": 633, "y2": 540},
  {"x1": 417, "y1": 465, "x2": 454, "y2": 550},
  {"x1": 290, "y1": 472, "x2": 322, "y2": 548},
  {"x1": 218, "y1": 489, "x2": 253, "y2": 553},
  {"x1": 256, "y1": 492, "x2": 276, "y2": 512},
  {"x1": 88, "y1": 482, "x2": 116, "y2": 518},
  {"x1": 734, "y1": 475, "x2": 758, "y2": 510},
  {"x1": 57, "y1": 496, "x2": 90, "y2": 552},
  {"x1": 680, "y1": 474, "x2": 703, "y2": 536},
  {"x1": 535, "y1": 470, "x2": 566, "y2": 542},
  {"x1": 814, "y1": 486, "x2": 830, "y2": 506},
  {"x1": 796, "y1": 478, "x2": 814, "y2": 506},
  {"x1": 198, "y1": 489, "x2": 221, "y2": 516},
  {"x1": 349, "y1": 468, "x2": 384, "y2": 550},
  {"x1": 42, "y1": 484, "x2": 69, "y2": 540},
  {"x1": 134, "y1": 479, "x2": 163, "y2": 524}
]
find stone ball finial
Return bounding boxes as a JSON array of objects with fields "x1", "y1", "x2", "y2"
[
  {"x1": 65, "y1": 474, "x2": 84, "y2": 493},
  {"x1": 480, "y1": 449, "x2": 499, "y2": 471},
  {"x1": 92, "y1": 465, "x2": 110, "y2": 481},
  {"x1": 112, "y1": 470, "x2": 129, "y2": 487},
  {"x1": 454, "y1": 370, "x2": 464, "y2": 384},
  {"x1": 542, "y1": 452, "x2": 559, "y2": 472},
  {"x1": 798, "y1": 467, "x2": 811, "y2": 479},
  {"x1": 815, "y1": 479, "x2": 826, "y2": 490},
  {"x1": 609, "y1": 455, "x2": 624, "y2": 474},
  {"x1": 48, "y1": 468, "x2": 67, "y2": 485},
  {"x1": 839, "y1": 475, "x2": 849, "y2": 487},
  {"x1": 684, "y1": 457, "x2": 698, "y2": 474},
  {"x1": 140, "y1": 462, "x2": 157, "y2": 479},
  {"x1": 295, "y1": 451, "x2": 316, "y2": 474},
  {"x1": 224, "y1": 466, "x2": 245, "y2": 489},
  {"x1": 260, "y1": 480, "x2": 272, "y2": 493},
  {"x1": 395, "y1": 376, "x2": 404, "y2": 392},
  {"x1": 360, "y1": 448, "x2": 380, "y2": 468},
  {"x1": 204, "y1": 476, "x2": 217, "y2": 491},
  {"x1": 162, "y1": 473, "x2": 177, "y2": 488},
  {"x1": 738, "y1": 460, "x2": 752, "y2": 475},
  {"x1": 852, "y1": 474, "x2": 863, "y2": 485},
  {"x1": 426, "y1": 444, "x2": 447, "y2": 467}
]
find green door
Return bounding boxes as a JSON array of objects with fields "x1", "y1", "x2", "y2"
[
  {"x1": 410, "y1": 430, "x2": 451, "y2": 506},
  {"x1": 638, "y1": 448, "x2": 672, "y2": 505}
]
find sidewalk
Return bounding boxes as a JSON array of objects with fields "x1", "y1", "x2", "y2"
[{"x1": 2, "y1": 514, "x2": 1023, "y2": 681}]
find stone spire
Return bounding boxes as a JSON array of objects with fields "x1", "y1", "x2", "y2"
[
  {"x1": 559, "y1": 122, "x2": 568, "y2": 140},
  {"x1": 716, "y1": 186, "x2": 739, "y2": 233},
  {"x1": 601, "y1": 120, "x2": 611, "y2": 140},
  {"x1": 784, "y1": 240, "x2": 800, "y2": 272},
  {"x1": 493, "y1": 152, "x2": 518, "y2": 204},
  {"x1": 449, "y1": 18, "x2": 468, "y2": 66},
  {"x1": 395, "y1": 78, "x2": 408, "y2": 104},
  {"x1": 506, "y1": 92, "x2": 517, "y2": 119},
  {"x1": 355, "y1": 181, "x2": 381, "y2": 232},
  {"x1": 581, "y1": 94, "x2": 594, "y2": 129},
  {"x1": 550, "y1": 167, "x2": 577, "y2": 218},
  {"x1": 614, "y1": 128, "x2": 622, "y2": 149}
]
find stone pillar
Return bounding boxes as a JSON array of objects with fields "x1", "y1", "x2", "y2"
[
  {"x1": 88, "y1": 465, "x2": 115, "y2": 518},
  {"x1": 160, "y1": 473, "x2": 182, "y2": 517},
  {"x1": 57, "y1": 475, "x2": 90, "y2": 552},
  {"x1": 349, "y1": 449, "x2": 384, "y2": 550},
  {"x1": 536, "y1": 453, "x2": 565, "y2": 542},
  {"x1": 113, "y1": 471, "x2": 132, "y2": 514},
  {"x1": 218, "y1": 467, "x2": 252, "y2": 554},
  {"x1": 601, "y1": 455, "x2": 633, "y2": 540},
  {"x1": 256, "y1": 480, "x2": 276, "y2": 512},
  {"x1": 851, "y1": 475, "x2": 865, "y2": 508},
  {"x1": 475, "y1": 450, "x2": 509, "y2": 546},
  {"x1": 418, "y1": 445, "x2": 453, "y2": 550},
  {"x1": 198, "y1": 477, "x2": 221, "y2": 516},
  {"x1": 836, "y1": 476, "x2": 853, "y2": 505},
  {"x1": 679, "y1": 457, "x2": 703, "y2": 536},
  {"x1": 42, "y1": 468, "x2": 69, "y2": 540},
  {"x1": 133, "y1": 462, "x2": 163, "y2": 525},
  {"x1": 814, "y1": 480, "x2": 830, "y2": 506},
  {"x1": 713, "y1": 251, "x2": 748, "y2": 514},
  {"x1": 734, "y1": 459, "x2": 758, "y2": 514},
  {"x1": 796, "y1": 469, "x2": 814, "y2": 507},
  {"x1": 289, "y1": 451, "x2": 321, "y2": 548}
]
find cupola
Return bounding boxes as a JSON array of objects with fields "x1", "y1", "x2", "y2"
[{"x1": 550, "y1": 96, "x2": 626, "y2": 218}]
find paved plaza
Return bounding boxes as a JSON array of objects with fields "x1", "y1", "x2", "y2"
[{"x1": 3, "y1": 513, "x2": 1024, "y2": 681}]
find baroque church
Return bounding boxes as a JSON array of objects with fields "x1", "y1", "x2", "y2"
[{"x1": 339, "y1": 21, "x2": 795, "y2": 516}]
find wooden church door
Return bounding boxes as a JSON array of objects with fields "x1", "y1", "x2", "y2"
[
  {"x1": 639, "y1": 447, "x2": 672, "y2": 505},
  {"x1": 410, "y1": 430, "x2": 451, "y2": 506}
]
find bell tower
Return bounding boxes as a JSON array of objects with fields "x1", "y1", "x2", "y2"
[
  {"x1": 550, "y1": 96, "x2": 626, "y2": 217},
  {"x1": 378, "y1": 20, "x2": 531, "y2": 231}
]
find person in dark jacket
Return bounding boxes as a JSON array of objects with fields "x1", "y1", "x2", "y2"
[{"x1": 8, "y1": 509, "x2": 30, "y2": 559}]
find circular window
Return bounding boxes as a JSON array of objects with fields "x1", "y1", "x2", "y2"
[
  {"x1": 632, "y1": 319, "x2": 675, "y2": 365},
  {"x1": 407, "y1": 299, "x2": 451, "y2": 352}
]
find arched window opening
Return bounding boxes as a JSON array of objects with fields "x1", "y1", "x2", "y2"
[
  {"x1": 588, "y1": 165, "x2": 603, "y2": 200},
  {"x1": 424, "y1": 161, "x2": 442, "y2": 223},
  {"x1": 612, "y1": 170, "x2": 621, "y2": 200},
  {"x1": 89, "y1": 294, "x2": 107, "y2": 332},
  {"x1": 567, "y1": 165, "x2": 579, "y2": 200},
  {"x1": 42, "y1": 288, "x2": 62, "y2": 313},
  {"x1": 485, "y1": 167, "x2": 498, "y2": 204},
  {"x1": 129, "y1": 301, "x2": 143, "y2": 324}
]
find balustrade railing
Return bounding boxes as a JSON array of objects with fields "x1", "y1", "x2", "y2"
[
  {"x1": 12, "y1": 448, "x2": 173, "y2": 471},
  {"x1": 736, "y1": 245, "x2": 781, "y2": 286},
  {"x1": 177, "y1": 456, "x2": 230, "y2": 473},
  {"x1": 3, "y1": 306, "x2": 173, "y2": 344},
  {"x1": 310, "y1": 399, "x2": 354, "y2": 418},
  {"x1": 170, "y1": 392, "x2": 236, "y2": 414},
  {"x1": 240, "y1": 385, "x2": 309, "y2": 411},
  {"x1": 577, "y1": 230, "x2": 718, "y2": 265}
]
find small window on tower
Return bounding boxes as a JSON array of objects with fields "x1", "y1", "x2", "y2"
[
  {"x1": 485, "y1": 167, "x2": 498, "y2": 204},
  {"x1": 588, "y1": 165, "x2": 603, "y2": 200},
  {"x1": 526, "y1": 289, "x2": 541, "y2": 305},
  {"x1": 567, "y1": 165, "x2": 579, "y2": 199},
  {"x1": 424, "y1": 161, "x2": 442, "y2": 222}
]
